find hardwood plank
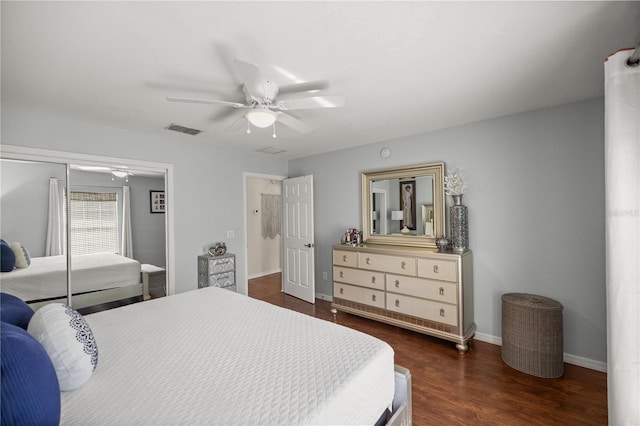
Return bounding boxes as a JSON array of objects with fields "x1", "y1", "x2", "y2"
[{"x1": 249, "y1": 272, "x2": 607, "y2": 425}]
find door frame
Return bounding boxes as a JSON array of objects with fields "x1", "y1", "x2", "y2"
[{"x1": 243, "y1": 172, "x2": 286, "y2": 294}]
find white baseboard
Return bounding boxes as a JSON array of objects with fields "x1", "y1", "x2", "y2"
[
  {"x1": 474, "y1": 332, "x2": 607, "y2": 373},
  {"x1": 316, "y1": 292, "x2": 333, "y2": 302},
  {"x1": 247, "y1": 269, "x2": 282, "y2": 280}
]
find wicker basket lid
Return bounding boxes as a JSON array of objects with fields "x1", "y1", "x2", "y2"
[{"x1": 502, "y1": 293, "x2": 563, "y2": 310}]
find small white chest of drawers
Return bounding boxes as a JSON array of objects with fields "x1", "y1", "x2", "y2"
[
  {"x1": 198, "y1": 253, "x2": 236, "y2": 292},
  {"x1": 332, "y1": 244, "x2": 475, "y2": 353}
]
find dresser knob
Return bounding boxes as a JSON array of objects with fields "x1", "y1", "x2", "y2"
[
  {"x1": 439, "y1": 287, "x2": 444, "y2": 295},
  {"x1": 395, "y1": 280, "x2": 400, "y2": 287},
  {"x1": 433, "y1": 265, "x2": 439, "y2": 273},
  {"x1": 371, "y1": 276, "x2": 376, "y2": 284},
  {"x1": 440, "y1": 308, "x2": 445, "y2": 317},
  {"x1": 366, "y1": 257, "x2": 371, "y2": 265},
  {"x1": 401, "y1": 261, "x2": 406, "y2": 269},
  {"x1": 339, "y1": 271, "x2": 344, "y2": 278},
  {"x1": 340, "y1": 287, "x2": 344, "y2": 295},
  {"x1": 395, "y1": 299, "x2": 400, "y2": 307},
  {"x1": 372, "y1": 294, "x2": 376, "y2": 302},
  {"x1": 342, "y1": 255, "x2": 347, "y2": 262}
]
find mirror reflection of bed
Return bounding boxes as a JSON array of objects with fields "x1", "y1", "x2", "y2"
[{"x1": 0, "y1": 157, "x2": 167, "y2": 314}]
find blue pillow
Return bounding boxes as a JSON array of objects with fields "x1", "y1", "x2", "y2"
[
  {"x1": 0, "y1": 293, "x2": 35, "y2": 330},
  {"x1": 1, "y1": 321, "x2": 61, "y2": 426},
  {"x1": 0, "y1": 239, "x2": 16, "y2": 272}
]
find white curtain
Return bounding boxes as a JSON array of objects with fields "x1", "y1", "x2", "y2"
[
  {"x1": 45, "y1": 177, "x2": 62, "y2": 256},
  {"x1": 605, "y1": 48, "x2": 639, "y2": 425},
  {"x1": 121, "y1": 185, "x2": 133, "y2": 258}
]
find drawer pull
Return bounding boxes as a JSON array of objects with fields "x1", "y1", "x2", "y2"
[
  {"x1": 340, "y1": 287, "x2": 344, "y2": 295},
  {"x1": 433, "y1": 265, "x2": 439, "y2": 273},
  {"x1": 342, "y1": 255, "x2": 347, "y2": 262},
  {"x1": 440, "y1": 308, "x2": 445, "y2": 317},
  {"x1": 395, "y1": 279, "x2": 400, "y2": 288},
  {"x1": 401, "y1": 261, "x2": 406, "y2": 269},
  {"x1": 371, "y1": 276, "x2": 376, "y2": 284},
  {"x1": 439, "y1": 287, "x2": 444, "y2": 296},
  {"x1": 366, "y1": 257, "x2": 371, "y2": 265},
  {"x1": 372, "y1": 294, "x2": 376, "y2": 302},
  {"x1": 395, "y1": 299, "x2": 400, "y2": 307},
  {"x1": 339, "y1": 271, "x2": 344, "y2": 278}
]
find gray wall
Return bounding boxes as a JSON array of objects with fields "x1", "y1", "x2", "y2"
[
  {"x1": 290, "y1": 98, "x2": 606, "y2": 364},
  {"x1": 0, "y1": 160, "x2": 66, "y2": 257},
  {"x1": 1, "y1": 107, "x2": 289, "y2": 296}
]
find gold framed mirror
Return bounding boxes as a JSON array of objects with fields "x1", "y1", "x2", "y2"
[{"x1": 362, "y1": 162, "x2": 445, "y2": 248}]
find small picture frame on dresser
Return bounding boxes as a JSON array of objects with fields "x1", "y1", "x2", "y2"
[{"x1": 150, "y1": 190, "x2": 165, "y2": 214}]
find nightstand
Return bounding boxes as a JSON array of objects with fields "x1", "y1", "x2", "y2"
[{"x1": 197, "y1": 253, "x2": 236, "y2": 292}]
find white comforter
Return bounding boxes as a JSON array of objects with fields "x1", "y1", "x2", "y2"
[
  {"x1": 0, "y1": 253, "x2": 141, "y2": 302},
  {"x1": 61, "y1": 287, "x2": 395, "y2": 425}
]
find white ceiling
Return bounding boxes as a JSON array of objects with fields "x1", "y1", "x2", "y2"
[{"x1": 2, "y1": 1, "x2": 638, "y2": 159}]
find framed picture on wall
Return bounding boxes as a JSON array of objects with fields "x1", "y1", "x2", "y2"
[
  {"x1": 150, "y1": 190, "x2": 165, "y2": 214},
  {"x1": 399, "y1": 180, "x2": 416, "y2": 231}
]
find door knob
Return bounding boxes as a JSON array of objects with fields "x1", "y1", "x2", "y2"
[{"x1": 304, "y1": 243, "x2": 314, "y2": 248}]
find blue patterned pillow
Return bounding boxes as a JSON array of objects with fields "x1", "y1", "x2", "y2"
[
  {"x1": 0, "y1": 239, "x2": 16, "y2": 272},
  {"x1": 0, "y1": 292, "x2": 35, "y2": 330},
  {"x1": 10, "y1": 242, "x2": 31, "y2": 268},
  {"x1": 28, "y1": 303, "x2": 99, "y2": 391},
  {"x1": 1, "y1": 321, "x2": 61, "y2": 426}
]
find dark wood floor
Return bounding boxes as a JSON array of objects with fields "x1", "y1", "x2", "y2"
[{"x1": 249, "y1": 273, "x2": 608, "y2": 425}]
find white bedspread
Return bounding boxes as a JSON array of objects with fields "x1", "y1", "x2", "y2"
[
  {"x1": 61, "y1": 287, "x2": 395, "y2": 425},
  {"x1": 0, "y1": 253, "x2": 141, "y2": 302}
]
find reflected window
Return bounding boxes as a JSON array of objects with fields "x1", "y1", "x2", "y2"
[{"x1": 64, "y1": 191, "x2": 119, "y2": 255}]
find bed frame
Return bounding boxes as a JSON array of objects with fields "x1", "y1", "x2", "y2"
[
  {"x1": 390, "y1": 364, "x2": 413, "y2": 425},
  {"x1": 27, "y1": 271, "x2": 154, "y2": 311}
]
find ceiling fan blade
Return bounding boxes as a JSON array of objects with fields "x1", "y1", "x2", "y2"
[
  {"x1": 166, "y1": 96, "x2": 245, "y2": 108},
  {"x1": 277, "y1": 112, "x2": 313, "y2": 134},
  {"x1": 224, "y1": 111, "x2": 248, "y2": 132},
  {"x1": 234, "y1": 59, "x2": 265, "y2": 99},
  {"x1": 278, "y1": 80, "x2": 329, "y2": 95},
  {"x1": 276, "y1": 95, "x2": 345, "y2": 111}
]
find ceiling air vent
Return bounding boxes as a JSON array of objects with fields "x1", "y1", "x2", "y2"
[
  {"x1": 165, "y1": 124, "x2": 202, "y2": 136},
  {"x1": 257, "y1": 146, "x2": 287, "y2": 155}
]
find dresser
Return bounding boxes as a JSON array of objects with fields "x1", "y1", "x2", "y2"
[
  {"x1": 198, "y1": 253, "x2": 236, "y2": 292},
  {"x1": 332, "y1": 244, "x2": 475, "y2": 353}
]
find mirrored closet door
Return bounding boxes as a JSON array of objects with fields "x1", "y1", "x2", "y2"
[{"x1": 0, "y1": 147, "x2": 171, "y2": 313}]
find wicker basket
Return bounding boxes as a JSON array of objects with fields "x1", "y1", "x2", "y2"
[{"x1": 501, "y1": 293, "x2": 564, "y2": 378}]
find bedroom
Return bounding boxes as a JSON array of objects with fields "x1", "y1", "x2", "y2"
[{"x1": 1, "y1": 1, "x2": 639, "y2": 424}]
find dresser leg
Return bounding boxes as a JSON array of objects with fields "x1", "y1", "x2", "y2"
[
  {"x1": 330, "y1": 308, "x2": 338, "y2": 323},
  {"x1": 456, "y1": 342, "x2": 469, "y2": 354}
]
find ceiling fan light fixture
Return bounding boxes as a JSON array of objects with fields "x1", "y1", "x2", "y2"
[
  {"x1": 246, "y1": 108, "x2": 278, "y2": 128},
  {"x1": 111, "y1": 170, "x2": 129, "y2": 178}
]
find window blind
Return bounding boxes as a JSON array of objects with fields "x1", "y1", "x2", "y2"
[{"x1": 63, "y1": 191, "x2": 119, "y2": 255}]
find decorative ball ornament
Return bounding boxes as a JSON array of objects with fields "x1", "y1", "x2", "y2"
[{"x1": 208, "y1": 242, "x2": 227, "y2": 256}]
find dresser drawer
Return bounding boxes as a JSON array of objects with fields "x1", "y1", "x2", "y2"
[
  {"x1": 333, "y1": 266, "x2": 385, "y2": 290},
  {"x1": 417, "y1": 257, "x2": 458, "y2": 282},
  {"x1": 208, "y1": 257, "x2": 235, "y2": 273},
  {"x1": 386, "y1": 294, "x2": 458, "y2": 326},
  {"x1": 386, "y1": 274, "x2": 458, "y2": 304},
  {"x1": 334, "y1": 283, "x2": 385, "y2": 309},
  {"x1": 333, "y1": 250, "x2": 358, "y2": 268},
  {"x1": 358, "y1": 253, "x2": 416, "y2": 276}
]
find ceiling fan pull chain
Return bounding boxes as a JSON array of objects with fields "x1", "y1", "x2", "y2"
[
  {"x1": 272, "y1": 122, "x2": 277, "y2": 139},
  {"x1": 246, "y1": 119, "x2": 251, "y2": 134}
]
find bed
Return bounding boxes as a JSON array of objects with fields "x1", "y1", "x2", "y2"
[
  {"x1": 0, "y1": 253, "x2": 149, "y2": 309},
  {"x1": 1, "y1": 286, "x2": 412, "y2": 425}
]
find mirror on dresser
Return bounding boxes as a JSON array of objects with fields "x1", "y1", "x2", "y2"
[{"x1": 362, "y1": 162, "x2": 445, "y2": 248}]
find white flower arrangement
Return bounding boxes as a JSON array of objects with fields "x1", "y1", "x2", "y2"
[{"x1": 444, "y1": 168, "x2": 468, "y2": 196}]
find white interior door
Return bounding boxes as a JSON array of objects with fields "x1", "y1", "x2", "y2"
[{"x1": 282, "y1": 175, "x2": 315, "y2": 303}]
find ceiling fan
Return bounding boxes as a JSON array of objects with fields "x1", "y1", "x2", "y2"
[{"x1": 166, "y1": 59, "x2": 345, "y2": 135}]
